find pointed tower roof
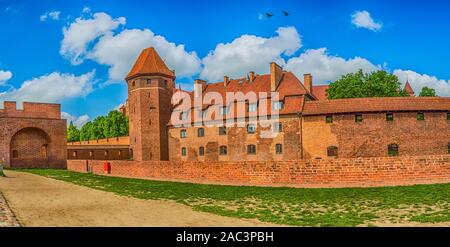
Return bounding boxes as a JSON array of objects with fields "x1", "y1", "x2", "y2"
[
  {"x1": 126, "y1": 47, "x2": 175, "y2": 80},
  {"x1": 404, "y1": 81, "x2": 415, "y2": 96}
]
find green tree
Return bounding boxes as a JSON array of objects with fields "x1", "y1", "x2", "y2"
[
  {"x1": 67, "y1": 122, "x2": 80, "y2": 142},
  {"x1": 75, "y1": 110, "x2": 129, "y2": 141},
  {"x1": 419, "y1": 86, "x2": 436, "y2": 97},
  {"x1": 326, "y1": 70, "x2": 409, "y2": 99}
]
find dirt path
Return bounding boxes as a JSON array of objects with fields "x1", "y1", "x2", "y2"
[{"x1": 0, "y1": 170, "x2": 277, "y2": 227}]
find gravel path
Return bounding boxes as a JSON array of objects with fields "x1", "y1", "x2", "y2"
[
  {"x1": 0, "y1": 170, "x2": 276, "y2": 227},
  {"x1": 0, "y1": 192, "x2": 20, "y2": 227}
]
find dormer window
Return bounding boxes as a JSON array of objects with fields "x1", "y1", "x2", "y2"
[{"x1": 272, "y1": 101, "x2": 284, "y2": 111}]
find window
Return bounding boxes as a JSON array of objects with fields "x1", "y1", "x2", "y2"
[
  {"x1": 388, "y1": 144, "x2": 399, "y2": 156},
  {"x1": 275, "y1": 144, "x2": 283, "y2": 154},
  {"x1": 198, "y1": 128, "x2": 205, "y2": 137},
  {"x1": 104, "y1": 150, "x2": 109, "y2": 157},
  {"x1": 41, "y1": 144, "x2": 47, "y2": 158},
  {"x1": 132, "y1": 81, "x2": 135, "y2": 87},
  {"x1": 355, "y1": 114, "x2": 363, "y2": 123},
  {"x1": 219, "y1": 106, "x2": 229, "y2": 116},
  {"x1": 89, "y1": 151, "x2": 94, "y2": 158},
  {"x1": 180, "y1": 111, "x2": 189, "y2": 120},
  {"x1": 247, "y1": 144, "x2": 256, "y2": 154},
  {"x1": 181, "y1": 147, "x2": 187, "y2": 156},
  {"x1": 325, "y1": 115, "x2": 333, "y2": 124},
  {"x1": 219, "y1": 126, "x2": 227, "y2": 135},
  {"x1": 448, "y1": 143, "x2": 450, "y2": 154},
  {"x1": 417, "y1": 113, "x2": 425, "y2": 121},
  {"x1": 327, "y1": 146, "x2": 338, "y2": 157},
  {"x1": 272, "y1": 101, "x2": 284, "y2": 111},
  {"x1": 386, "y1": 113, "x2": 394, "y2": 121},
  {"x1": 72, "y1": 151, "x2": 77, "y2": 158},
  {"x1": 447, "y1": 113, "x2": 450, "y2": 120},
  {"x1": 247, "y1": 124, "x2": 256, "y2": 134},
  {"x1": 180, "y1": 129, "x2": 187, "y2": 138},
  {"x1": 219, "y1": 146, "x2": 227, "y2": 155},
  {"x1": 248, "y1": 103, "x2": 258, "y2": 112},
  {"x1": 199, "y1": 146, "x2": 205, "y2": 156},
  {"x1": 12, "y1": 150, "x2": 18, "y2": 158},
  {"x1": 273, "y1": 122, "x2": 283, "y2": 133},
  {"x1": 147, "y1": 79, "x2": 151, "y2": 85}
]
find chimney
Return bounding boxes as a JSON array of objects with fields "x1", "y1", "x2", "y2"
[
  {"x1": 224, "y1": 76, "x2": 230, "y2": 87},
  {"x1": 270, "y1": 62, "x2": 283, "y2": 91},
  {"x1": 304, "y1": 74, "x2": 313, "y2": 95},
  {"x1": 248, "y1": 71, "x2": 255, "y2": 82},
  {"x1": 194, "y1": 79, "x2": 206, "y2": 97}
]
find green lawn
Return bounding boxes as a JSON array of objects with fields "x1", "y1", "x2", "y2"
[{"x1": 18, "y1": 169, "x2": 450, "y2": 226}]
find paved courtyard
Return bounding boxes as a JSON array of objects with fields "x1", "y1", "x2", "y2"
[
  {"x1": 0, "y1": 170, "x2": 274, "y2": 227},
  {"x1": 0, "y1": 192, "x2": 20, "y2": 227}
]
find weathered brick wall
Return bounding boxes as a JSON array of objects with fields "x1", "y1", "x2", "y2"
[
  {"x1": 67, "y1": 148, "x2": 130, "y2": 160},
  {"x1": 67, "y1": 155, "x2": 450, "y2": 188},
  {"x1": 302, "y1": 112, "x2": 450, "y2": 159},
  {"x1": 168, "y1": 117, "x2": 302, "y2": 162},
  {"x1": 0, "y1": 102, "x2": 66, "y2": 168}
]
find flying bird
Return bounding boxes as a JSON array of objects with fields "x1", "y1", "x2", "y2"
[
  {"x1": 266, "y1": 12, "x2": 274, "y2": 18},
  {"x1": 283, "y1": 11, "x2": 289, "y2": 16}
]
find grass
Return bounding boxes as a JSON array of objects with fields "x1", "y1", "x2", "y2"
[{"x1": 17, "y1": 169, "x2": 450, "y2": 226}]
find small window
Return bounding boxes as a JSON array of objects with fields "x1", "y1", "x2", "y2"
[
  {"x1": 386, "y1": 113, "x2": 394, "y2": 121},
  {"x1": 247, "y1": 124, "x2": 256, "y2": 134},
  {"x1": 72, "y1": 151, "x2": 77, "y2": 158},
  {"x1": 180, "y1": 111, "x2": 189, "y2": 120},
  {"x1": 417, "y1": 113, "x2": 425, "y2": 121},
  {"x1": 199, "y1": 147, "x2": 205, "y2": 156},
  {"x1": 12, "y1": 150, "x2": 18, "y2": 158},
  {"x1": 448, "y1": 143, "x2": 450, "y2": 154},
  {"x1": 132, "y1": 81, "x2": 135, "y2": 87},
  {"x1": 219, "y1": 106, "x2": 229, "y2": 116},
  {"x1": 219, "y1": 146, "x2": 227, "y2": 155},
  {"x1": 181, "y1": 147, "x2": 187, "y2": 156},
  {"x1": 273, "y1": 122, "x2": 283, "y2": 133},
  {"x1": 180, "y1": 129, "x2": 187, "y2": 138},
  {"x1": 247, "y1": 145, "x2": 256, "y2": 154},
  {"x1": 89, "y1": 151, "x2": 94, "y2": 158},
  {"x1": 325, "y1": 115, "x2": 333, "y2": 123},
  {"x1": 272, "y1": 101, "x2": 284, "y2": 111},
  {"x1": 447, "y1": 113, "x2": 450, "y2": 121},
  {"x1": 198, "y1": 128, "x2": 205, "y2": 137},
  {"x1": 275, "y1": 144, "x2": 283, "y2": 154},
  {"x1": 219, "y1": 126, "x2": 227, "y2": 135},
  {"x1": 388, "y1": 144, "x2": 399, "y2": 156},
  {"x1": 104, "y1": 150, "x2": 109, "y2": 157},
  {"x1": 147, "y1": 79, "x2": 151, "y2": 85},
  {"x1": 248, "y1": 103, "x2": 257, "y2": 112},
  {"x1": 355, "y1": 114, "x2": 363, "y2": 123},
  {"x1": 327, "y1": 146, "x2": 338, "y2": 157}
]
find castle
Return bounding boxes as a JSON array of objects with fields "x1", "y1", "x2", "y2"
[
  {"x1": 0, "y1": 102, "x2": 66, "y2": 168},
  {"x1": 115, "y1": 47, "x2": 450, "y2": 162}
]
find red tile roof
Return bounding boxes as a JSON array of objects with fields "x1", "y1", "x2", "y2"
[
  {"x1": 312, "y1": 85, "x2": 329, "y2": 100},
  {"x1": 303, "y1": 97, "x2": 450, "y2": 116},
  {"x1": 404, "y1": 81, "x2": 415, "y2": 96},
  {"x1": 126, "y1": 47, "x2": 175, "y2": 80}
]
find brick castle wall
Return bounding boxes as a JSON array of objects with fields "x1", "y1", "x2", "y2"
[{"x1": 67, "y1": 155, "x2": 450, "y2": 188}]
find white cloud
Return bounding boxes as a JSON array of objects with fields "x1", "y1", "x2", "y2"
[
  {"x1": 60, "y1": 12, "x2": 126, "y2": 65},
  {"x1": 82, "y1": 6, "x2": 91, "y2": 13},
  {"x1": 200, "y1": 27, "x2": 301, "y2": 81},
  {"x1": 0, "y1": 70, "x2": 12, "y2": 85},
  {"x1": 393, "y1": 69, "x2": 450, "y2": 96},
  {"x1": 40, "y1": 11, "x2": 61, "y2": 21},
  {"x1": 61, "y1": 12, "x2": 200, "y2": 82},
  {"x1": 284, "y1": 48, "x2": 379, "y2": 84},
  {"x1": 62, "y1": 112, "x2": 90, "y2": 128},
  {"x1": 90, "y1": 28, "x2": 201, "y2": 82},
  {"x1": 351, "y1": 10, "x2": 382, "y2": 31},
  {"x1": 0, "y1": 71, "x2": 95, "y2": 104}
]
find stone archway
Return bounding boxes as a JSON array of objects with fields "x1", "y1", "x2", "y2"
[{"x1": 10, "y1": 127, "x2": 50, "y2": 168}]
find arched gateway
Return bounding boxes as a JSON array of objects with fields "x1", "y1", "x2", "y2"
[{"x1": 10, "y1": 128, "x2": 50, "y2": 168}]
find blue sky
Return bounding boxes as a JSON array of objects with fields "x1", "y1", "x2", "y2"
[{"x1": 1, "y1": 0, "x2": 449, "y2": 127}]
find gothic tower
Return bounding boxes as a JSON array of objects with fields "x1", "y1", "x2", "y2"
[{"x1": 125, "y1": 47, "x2": 175, "y2": 161}]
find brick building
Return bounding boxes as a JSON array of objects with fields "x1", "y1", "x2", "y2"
[{"x1": 0, "y1": 102, "x2": 67, "y2": 168}]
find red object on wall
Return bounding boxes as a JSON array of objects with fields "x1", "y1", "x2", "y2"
[{"x1": 103, "y1": 162, "x2": 111, "y2": 174}]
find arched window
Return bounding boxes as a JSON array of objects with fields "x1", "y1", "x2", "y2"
[
  {"x1": 199, "y1": 146, "x2": 205, "y2": 156},
  {"x1": 327, "y1": 146, "x2": 338, "y2": 157},
  {"x1": 388, "y1": 144, "x2": 399, "y2": 156},
  {"x1": 219, "y1": 146, "x2": 227, "y2": 155},
  {"x1": 41, "y1": 144, "x2": 47, "y2": 158}
]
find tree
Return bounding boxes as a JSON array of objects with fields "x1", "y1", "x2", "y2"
[
  {"x1": 75, "y1": 110, "x2": 129, "y2": 141},
  {"x1": 67, "y1": 122, "x2": 80, "y2": 142},
  {"x1": 419, "y1": 86, "x2": 436, "y2": 97},
  {"x1": 326, "y1": 70, "x2": 409, "y2": 99}
]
